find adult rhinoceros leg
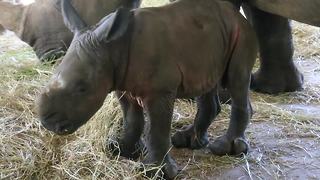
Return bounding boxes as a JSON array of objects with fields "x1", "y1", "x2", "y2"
[
  {"x1": 109, "y1": 91, "x2": 145, "y2": 160},
  {"x1": 243, "y1": 6, "x2": 304, "y2": 94},
  {"x1": 171, "y1": 89, "x2": 221, "y2": 150}
]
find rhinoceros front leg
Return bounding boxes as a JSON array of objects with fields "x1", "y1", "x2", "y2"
[
  {"x1": 108, "y1": 91, "x2": 145, "y2": 160},
  {"x1": 143, "y1": 93, "x2": 178, "y2": 179},
  {"x1": 172, "y1": 88, "x2": 221, "y2": 149},
  {"x1": 243, "y1": 5, "x2": 304, "y2": 94}
]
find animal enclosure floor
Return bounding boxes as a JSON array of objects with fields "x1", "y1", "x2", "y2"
[{"x1": 0, "y1": 12, "x2": 320, "y2": 180}]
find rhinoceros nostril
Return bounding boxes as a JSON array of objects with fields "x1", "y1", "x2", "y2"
[{"x1": 55, "y1": 122, "x2": 71, "y2": 134}]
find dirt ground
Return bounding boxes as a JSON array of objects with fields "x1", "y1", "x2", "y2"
[{"x1": 0, "y1": 1, "x2": 319, "y2": 180}]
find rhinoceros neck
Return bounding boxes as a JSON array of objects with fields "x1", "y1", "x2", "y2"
[{"x1": 110, "y1": 14, "x2": 135, "y2": 91}]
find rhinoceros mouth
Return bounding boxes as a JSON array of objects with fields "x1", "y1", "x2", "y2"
[
  {"x1": 53, "y1": 124, "x2": 78, "y2": 135},
  {"x1": 40, "y1": 112, "x2": 80, "y2": 135},
  {"x1": 41, "y1": 120, "x2": 78, "y2": 135}
]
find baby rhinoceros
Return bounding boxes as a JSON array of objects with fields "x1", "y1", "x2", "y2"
[{"x1": 38, "y1": 0, "x2": 257, "y2": 178}]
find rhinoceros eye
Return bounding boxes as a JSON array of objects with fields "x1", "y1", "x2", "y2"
[{"x1": 73, "y1": 81, "x2": 89, "y2": 95}]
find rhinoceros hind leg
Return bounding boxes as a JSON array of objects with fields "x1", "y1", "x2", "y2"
[
  {"x1": 208, "y1": 27, "x2": 256, "y2": 156},
  {"x1": 243, "y1": 5, "x2": 304, "y2": 94},
  {"x1": 108, "y1": 91, "x2": 145, "y2": 160},
  {"x1": 208, "y1": 98, "x2": 251, "y2": 156},
  {"x1": 209, "y1": 136, "x2": 249, "y2": 156},
  {"x1": 172, "y1": 89, "x2": 220, "y2": 149}
]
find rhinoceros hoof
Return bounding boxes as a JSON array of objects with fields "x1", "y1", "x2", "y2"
[
  {"x1": 250, "y1": 68, "x2": 304, "y2": 94},
  {"x1": 142, "y1": 155, "x2": 179, "y2": 180},
  {"x1": 208, "y1": 135, "x2": 249, "y2": 156},
  {"x1": 171, "y1": 125, "x2": 209, "y2": 149},
  {"x1": 108, "y1": 139, "x2": 145, "y2": 160}
]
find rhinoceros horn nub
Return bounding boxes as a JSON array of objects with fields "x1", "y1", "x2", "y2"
[
  {"x1": 0, "y1": 1, "x2": 26, "y2": 35},
  {"x1": 57, "y1": 0, "x2": 88, "y2": 35}
]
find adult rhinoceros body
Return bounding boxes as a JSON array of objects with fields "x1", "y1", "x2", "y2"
[{"x1": 0, "y1": 0, "x2": 140, "y2": 61}]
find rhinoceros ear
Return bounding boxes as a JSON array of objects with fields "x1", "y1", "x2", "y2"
[
  {"x1": 93, "y1": 8, "x2": 132, "y2": 43},
  {"x1": 55, "y1": 0, "x2": 87, "y2": 35}
]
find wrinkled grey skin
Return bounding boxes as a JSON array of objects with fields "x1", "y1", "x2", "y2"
[
  {"x1": 38, "y1": 0, "x2": 257, "y2": 178},
  {"x1": 0, "y1": 0, "x2": 140, "y2": 61}
]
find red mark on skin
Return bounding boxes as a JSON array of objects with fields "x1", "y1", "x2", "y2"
[
  {"x1": 223, "y1": 23, "x2": 241, "y2": 62},
  {"x1": 221, "y1": 23, "x2": 241, "y2": 89}
]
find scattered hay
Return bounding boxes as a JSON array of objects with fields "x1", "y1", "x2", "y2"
[{"x1": 141, "y1": 0, "x2": 169, "y2": 7}]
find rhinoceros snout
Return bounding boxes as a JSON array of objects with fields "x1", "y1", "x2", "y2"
[{"x1": 40, "y1": 112, "x2": 76, "y2": 135}]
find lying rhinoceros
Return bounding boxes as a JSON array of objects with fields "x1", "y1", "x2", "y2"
[
  {"x1": 0, "y1": 0, "x2": 141, "y2": 61},
  {"x1": 38, "y1": 0, "x2": 257, "y2": 178}
]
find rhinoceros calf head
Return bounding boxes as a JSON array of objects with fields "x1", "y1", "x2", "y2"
[{"x1": 38, "y1": 0, "x2": 132, "y2": 135}]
